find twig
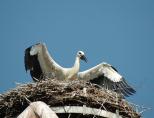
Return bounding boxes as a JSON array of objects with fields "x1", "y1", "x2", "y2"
[{"x1": 23, "y1": 96, "x2": 31, "y2": 104}]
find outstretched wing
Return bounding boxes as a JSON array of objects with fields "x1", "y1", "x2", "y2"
[
  {"x1": 24, "y1": 43, "x2": 64, "y2": 81},
  {"x1": 78, "y1": 62, "x2": 136, "y2": 97}
]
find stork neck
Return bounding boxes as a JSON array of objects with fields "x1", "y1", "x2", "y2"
[{"x1": 73, "y1": 56, "x2": 80, "y2": 72}]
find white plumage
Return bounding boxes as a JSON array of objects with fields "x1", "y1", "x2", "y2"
[{"x1": 25, "y1": 43, "x2": 135, "y2": 97}]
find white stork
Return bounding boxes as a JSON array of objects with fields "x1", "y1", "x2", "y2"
[{"x1": 24, "y1": 43, "x2": 135, "y2": 97}]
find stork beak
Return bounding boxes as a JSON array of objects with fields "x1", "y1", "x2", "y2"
[{"x1": 81, "y1": 55, "x2": 88, "y2": 63}]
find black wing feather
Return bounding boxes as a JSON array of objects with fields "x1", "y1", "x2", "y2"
[
  {"x1": 90, "y1": 75, "x2": 136, "y2": 97},
  {"x1": 24, "y1": 46, "x2": 43, "y2": 81}
]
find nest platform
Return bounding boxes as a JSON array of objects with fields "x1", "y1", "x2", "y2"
[{"x1": 0, "y1": 79, "x2": 141, "y2": 118}]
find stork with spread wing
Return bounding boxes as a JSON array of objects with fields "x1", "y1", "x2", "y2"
[{"x1": 24, "y1": 43, "x2": 135, "y2": 97}]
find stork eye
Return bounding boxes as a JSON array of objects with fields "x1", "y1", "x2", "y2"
[{"x1": 79, "y1": 52, "x2": 82, "y2": 54}]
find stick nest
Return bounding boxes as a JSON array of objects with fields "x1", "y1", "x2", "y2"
[{"x1": 0, "y1": 79, "x2": 141, "y2": 118}]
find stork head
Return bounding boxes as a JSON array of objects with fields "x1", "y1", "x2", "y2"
[
  {"x1": 77, "y1": 51, "x2": 87, "y2": 63},
  {"x1": 30, "y1": 43, "x2": 44, "y2": 56}
]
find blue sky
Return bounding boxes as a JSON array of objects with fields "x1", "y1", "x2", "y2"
[{"x1": 0, "y1": 0, "x2": 153, "y2": 117}]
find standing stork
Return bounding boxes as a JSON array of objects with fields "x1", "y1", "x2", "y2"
[{"x1": 24, "y1": 43, "x2": 135, "y2": 97}]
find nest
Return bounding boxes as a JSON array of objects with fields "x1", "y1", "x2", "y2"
[{"x1": 0, "y1": 79, "x2": 141, "y2": 118}]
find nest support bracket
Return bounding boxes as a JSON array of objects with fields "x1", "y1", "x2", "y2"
[{"x1": 51, "y1": 105, "x2": 122, "y2": 118}]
